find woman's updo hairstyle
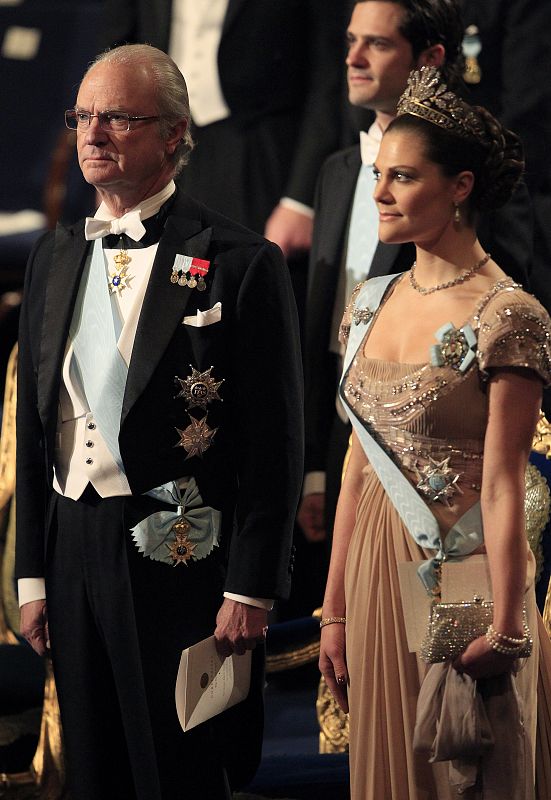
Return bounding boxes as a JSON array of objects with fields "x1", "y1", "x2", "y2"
[{"x1": 387, "y1": 67, "x2": 524, "y2": 219}]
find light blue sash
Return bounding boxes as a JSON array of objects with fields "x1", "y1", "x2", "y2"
[
  {"x1": 70, "y1": 238, "x2": 127, "y2": 469},
  {"x1": 339, "y1": 276, "x2": 483, "y2": 593}
]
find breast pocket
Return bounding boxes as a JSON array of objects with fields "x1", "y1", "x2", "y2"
[{"x1": 181, "y1": 302, "x2": 222, "y2": 328}]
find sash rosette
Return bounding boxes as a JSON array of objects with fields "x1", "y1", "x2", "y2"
[{"x1": 131, "y1": 477, "x2": 221, "y2": 566}]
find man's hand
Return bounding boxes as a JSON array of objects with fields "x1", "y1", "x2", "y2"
[
  {"x1": 264, "y1": 204, "x2": 313, "y2": 259},
  {"x1": 214, "y1": 598, "x2": 268, "y2": 658},
  {"x1": 20, "y1": 599, "x2": 49, "y2": 657},
  {"x1": 297, "y1": 492, "x2": 326, "y2": 542}
]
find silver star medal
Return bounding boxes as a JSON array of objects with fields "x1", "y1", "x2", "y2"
[
  {"x1": 415, "y1": 457, "x2": 463, "y2": 506},
  {"x1": 174, "y1": 366, "x2": 224, "y2": 410},
  {"x1": 174, "y1": 414, "x2": 218, "y2": 459}
]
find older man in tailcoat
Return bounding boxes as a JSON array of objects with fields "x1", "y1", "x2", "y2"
[{"x1": 15, "y1": 44, "x2": 303, "y2": 800}]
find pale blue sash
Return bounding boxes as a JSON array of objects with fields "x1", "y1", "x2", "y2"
[
  {"x1": 345, "y1": 164, "x2": 379, "y2": 300},
  {"x1": 339, "y1": 275, "x2": 483, "y2": 592},
  {"x1": 70, "y1": 238, "x2": 127, "y2": 469}
]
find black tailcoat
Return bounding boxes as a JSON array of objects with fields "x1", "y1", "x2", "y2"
[{"x1": 15, "y1": 191, "x2": 304, "y2": 794}]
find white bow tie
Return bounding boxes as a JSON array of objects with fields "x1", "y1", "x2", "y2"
[{"x1": 84, "y1": 209, "x2": 146, "y2": 242}]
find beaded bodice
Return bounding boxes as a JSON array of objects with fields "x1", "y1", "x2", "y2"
[{"x1": 340, "y1": 278, "x2": 551, "y2": 531}]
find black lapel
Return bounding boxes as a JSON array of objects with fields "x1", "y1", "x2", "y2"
[
  {"x1": 309, "y1": 147, "x2": 361, "y2": 292},
  {"x1": 121, "y1": 214, "x2": 213, "y2": 423},
  {"x1": 368, "y1": 241, "x2": 407, "y2": 279},
  {"x1": 37, "y1": 221, "x2": 89, "y2": 428},
  {"x1": 222, "y1": 0, "x2": 248, "y2": 35},
  {"x1": 327, "y1": 147, "x2": 361, "y2": 268}
]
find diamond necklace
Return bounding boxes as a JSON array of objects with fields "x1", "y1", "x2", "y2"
[{"x1": 409, "y1": 253, "x2": 491, "y2": 295}]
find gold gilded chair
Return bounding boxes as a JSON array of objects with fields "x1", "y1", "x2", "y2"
[{"x1": 0, "y1": 344, "x2": 67, "y2": 798}]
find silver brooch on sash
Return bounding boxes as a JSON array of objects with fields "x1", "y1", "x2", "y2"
[
  {"x1": 352, "y1": 308, "x2": 373, "y2": 326},
  {"x1": 430, "y1": 322, "x2": 477, "y2": 372}
]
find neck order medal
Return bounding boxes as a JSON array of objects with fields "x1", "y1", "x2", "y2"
[{"x1": 108, "y1": 248, "x2": 132, "y2": 294}]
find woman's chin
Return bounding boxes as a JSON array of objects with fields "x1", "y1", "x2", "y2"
[{"x1": 378, "y1": 228, "x2": 410, "y2": 245}]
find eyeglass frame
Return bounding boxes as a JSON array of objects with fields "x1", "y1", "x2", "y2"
[{"x1": 65, "y1": 109, "x2": 161, "y2": 132}]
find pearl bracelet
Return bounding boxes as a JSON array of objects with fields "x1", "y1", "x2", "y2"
[
  {"x1": 486, "y1": 625, "x2": 527, "y2": 655},
  {"x1": 320, "y1": 616, "x2": 347, "y2": 628},
  {"x1": 487, "y1": 624, "x2": 526, "y2": 646}
]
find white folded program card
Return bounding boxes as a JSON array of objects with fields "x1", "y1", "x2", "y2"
[
  {"x1": 175, "y1": 635, "x2": 252, "y2": 732},
  {"x1": 397, "y1": 555, "x2": 493, "y2": 653}
]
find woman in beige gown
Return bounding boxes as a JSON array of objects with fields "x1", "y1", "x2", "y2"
[{"x1": 319, "y1": 67, "x2": 551, "y2": 800}]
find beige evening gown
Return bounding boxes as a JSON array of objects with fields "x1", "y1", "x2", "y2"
[{"x1": 339, "y1": 277, "x2": 551, "y2": 799}]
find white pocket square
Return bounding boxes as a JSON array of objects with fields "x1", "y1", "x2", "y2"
[{"x1": 182, "y1": 301, "x2": 222, "y2": 327}]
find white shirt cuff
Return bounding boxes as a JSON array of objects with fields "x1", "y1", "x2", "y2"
[
  {"x1": 302, "y1": 471, "x2": 326, "y2": 497},
  {"x1": 19, "y1": 582, "x2": 273, "y2": 610},
  {"x1": 280, "y1": 197, "x2": 315, "y2": 219},
  {"x1": 18, "y1": 577, "x2": 46, "y2": 607},
  {"x1": 223, "y1": 592, "x2": 273, "y2": 611}
]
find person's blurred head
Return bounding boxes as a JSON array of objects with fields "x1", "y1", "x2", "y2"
[
  {"x1": 347, "y1": 1, "x2": 464, "y2": 116},
  {"x1": 373, "y1": 67, "x2": 524, "y2": 244}
]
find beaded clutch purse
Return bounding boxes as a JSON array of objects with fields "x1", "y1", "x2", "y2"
[{"x1": 419, "y1": 596, "x2": 533, "y2": 663}]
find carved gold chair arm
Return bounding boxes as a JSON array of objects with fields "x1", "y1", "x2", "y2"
[
  {"x1": 0, "y1": 343, "x2": 18, "y2": 644},
  {"x1": 0, "y1": 343, "x2": 67, "y2": 796},
  {"x1": 532, "y1": 411, "x2": 551, "y2": 459},
  {"x1": 31, "y1": 660, "x2": 67, "y2": 798},
  {"x1": 0, "y1": 342, "x2": 17, "y2": 510}
]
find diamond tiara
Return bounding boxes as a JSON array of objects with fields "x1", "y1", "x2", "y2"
[{"x1": 396, "y1": 66, "x2": 485, "y2": 140}]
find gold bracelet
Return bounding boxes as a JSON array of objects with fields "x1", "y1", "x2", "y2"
[{"x1": 320, "y1": 616, "x2": 347, "y2": 628}]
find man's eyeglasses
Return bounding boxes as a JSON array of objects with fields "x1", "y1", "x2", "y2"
[{"x1": 65, "y1": 110, "x2": 161, "y2": 132}]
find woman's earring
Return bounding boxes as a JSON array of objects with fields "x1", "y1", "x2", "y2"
[{"x1": 454, "y1": 203, "x2": 461, "y2": 224}]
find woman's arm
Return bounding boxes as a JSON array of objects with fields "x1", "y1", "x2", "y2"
[
  {"x1": 456, "y1": 367, "x2": 542, "y2": 678},
  {"x1": 319, "y1": 432, "x2": 368, "y2": 711}
]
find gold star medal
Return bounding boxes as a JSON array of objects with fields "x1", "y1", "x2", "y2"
[
  {"x1": 166, "y1": 517, "x2": 197, "y2": 565},
  {"x1": 108, "y1": 249, "x2": 132, "y2": 294},
  {"x1": 174, "y1": 366, "x2": 224, "y2": 410},
  {"x1": 174, "y1": 414, "x2": 217, "y2": 459}
]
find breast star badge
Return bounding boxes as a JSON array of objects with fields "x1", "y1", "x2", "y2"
[
  {"x1": 430, "y1": 322, "x2": 477, "y2": 372},
  {"x1": 174, "y1": 366, "x2": 224, "y2": 410},
  {"x1": 174, "y1": 414, "x2": 218, "y2": 459},
  {"x1": 166, "y1": 517, "x2": 197, "y2": 565},
  {"x1": 414, "y1": 457, "x2": 463, "y2": 506}
]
